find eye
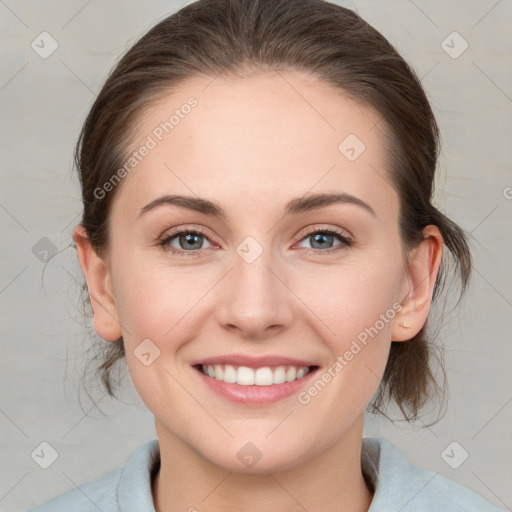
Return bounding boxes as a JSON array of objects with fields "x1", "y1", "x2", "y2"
[
  {"x1": 158, "y1": 225, "x2": 353, "y2": 257},
  {"x1": 296, "y1": 226, "x2": 353, "y2": 254},
  {"x1": 158, "y1": 227, "x2": 214, "y2": 256}
]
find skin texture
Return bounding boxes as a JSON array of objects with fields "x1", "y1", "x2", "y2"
[{"x1": 74, "y1": 70, "x2": 443, "y2": 512}]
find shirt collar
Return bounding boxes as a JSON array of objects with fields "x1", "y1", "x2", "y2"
[{"x1": 116, "y1": 437, "x2": 425, "y2": 511}]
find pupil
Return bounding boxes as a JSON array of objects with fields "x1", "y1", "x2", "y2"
[
  {"x1": 181, "y1": 233, "x2": 202, "y2": 250},
  {"x1": 312, "y1": 233, "x2": 333, "y2": 249}
]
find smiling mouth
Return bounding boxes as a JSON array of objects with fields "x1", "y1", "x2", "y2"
[{"x1": 194, "y1": 364, "x2": 319, "y2": 386}]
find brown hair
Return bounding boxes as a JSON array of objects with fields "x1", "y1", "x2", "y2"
[{"x1": 75, "y1": 0, "x2": 471, "y2": 421}]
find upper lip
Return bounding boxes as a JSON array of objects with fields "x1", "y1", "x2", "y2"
[{"x1": 191, "y1": 354, "x2": 317, "y2": 369}]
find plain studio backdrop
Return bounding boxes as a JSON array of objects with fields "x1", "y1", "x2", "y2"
[{"x1": 0, "y1": 1, "x2": 511, "y2": 511}]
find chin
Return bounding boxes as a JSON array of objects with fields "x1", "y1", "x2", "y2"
[{"x1": 201, "y1": 439, "x2": 312, "y2": 474}]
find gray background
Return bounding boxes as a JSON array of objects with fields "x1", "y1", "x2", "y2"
[{"x1": 1, "y1": 0, "x2": 511, "y2": 510}]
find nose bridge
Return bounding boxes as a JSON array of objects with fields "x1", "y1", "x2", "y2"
[
  {"x1": 234, "y1": 240, "x2": 279, "y2": 299},
  {"x1": 215, "y1": 235, "x2": 294, "y2": 337}
]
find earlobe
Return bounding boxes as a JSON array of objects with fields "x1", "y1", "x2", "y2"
[
  {"x1": 73, "y1": 225, "x2": 123, "y2": 342},
  {"x1": 392, "y1": 225, "x2": 443, "y2": 342}
]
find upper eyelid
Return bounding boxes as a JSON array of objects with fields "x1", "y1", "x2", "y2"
[
  {"x1": 161, "y1": 226, "x2": 214, "y2": 244},
  {"x1": 296, "y1": 224, "x2": 352, "y2": 240},
  {"x1": 161, "y1": 225, "x2": 352, "y2": 248}
]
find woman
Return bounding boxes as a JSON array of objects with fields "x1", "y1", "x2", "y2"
[{"x1": 28, "y1": 0, "x2": 505, "y2": 510}]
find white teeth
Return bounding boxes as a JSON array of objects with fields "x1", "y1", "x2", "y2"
[
  {"x1": 237, "y1": 366, "x2": 255, "y2": 385},
  {"x1": 223, "y1": 364, "x2": 237, "y2": 383},
  {"x1": 296, "y1": 367, "x2": 308, "y2": 379},
  {"x1": 286, "y1": 366, "x2": 297, "y2": 382},
  {"x1": 199, "y1": 364, "x2": 311, "y2": 386},
  {"x1": 254, "y1": 367, "x2": 273, "y2": 386},
  {"x1": 272, "y1": 366, "x2": 287, "y2": 384}
]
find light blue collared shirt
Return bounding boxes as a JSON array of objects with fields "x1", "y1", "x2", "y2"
[{"x1": 27, "y1": 437, "x2": 505, "y2": 511}]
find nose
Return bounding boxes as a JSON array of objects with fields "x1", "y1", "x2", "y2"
[{"x1": 214, "y1": 245, "x2": 295, "y2": 340}]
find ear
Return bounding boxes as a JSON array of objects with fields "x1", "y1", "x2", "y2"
[
  {"x1": 73, "y1": 225, "x2": 123, "y2": 341},
  {"x1": 392, "y1": 225, "x2": 443, "y2": 342}
]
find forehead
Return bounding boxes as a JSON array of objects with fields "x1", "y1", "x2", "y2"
[{"x1": 113, "y1": 70, "x2": 398, "y2": 223}]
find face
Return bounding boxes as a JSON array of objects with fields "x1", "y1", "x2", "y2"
[{"x1": 80, "y1": 70, "x2": 432, "y2": 473}]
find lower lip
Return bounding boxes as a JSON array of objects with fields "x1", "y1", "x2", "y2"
[{"x1": 193, "y1": 366, "x2": 319, "y2": 406}]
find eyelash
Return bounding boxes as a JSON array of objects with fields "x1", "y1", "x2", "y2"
[{"x1": 157, "y1": 226, "x2": 353, "y2": 257}]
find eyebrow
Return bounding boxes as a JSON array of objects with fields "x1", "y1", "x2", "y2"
[{"x1": 138, "y1": 192, "x2": 376, "y2": 219}]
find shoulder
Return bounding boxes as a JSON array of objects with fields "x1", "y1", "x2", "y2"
[
  {"x1": 26, "y1": 466, "x2": 123, "y2": 512},
  {"x1": 26, "y1": 440, "x2": 160, "y2": 512},
  {"x1": 363, "y1": 437, "x2": 506, "y2": 512}
]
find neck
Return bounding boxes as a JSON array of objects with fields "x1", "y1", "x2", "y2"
[{"x1": 152, "y1": 416, "x2": 374, "y2": 512}]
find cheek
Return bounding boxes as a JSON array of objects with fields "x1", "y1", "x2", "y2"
[
  {"x1": 292, "y1": 257, "x2": 403, "y2": 394},
  {"x1": 294, "y1": 257, "x2": 402, "y2": 340},
  {"x1": 111, "y1": 259, "x2": 210, "y2": 413},
  {"x1": 113, "y1": 243, "x2": 403, "y2": 352},
  {"x1": 112, "y1": 254, "x2": 213, "y2": 341}
]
